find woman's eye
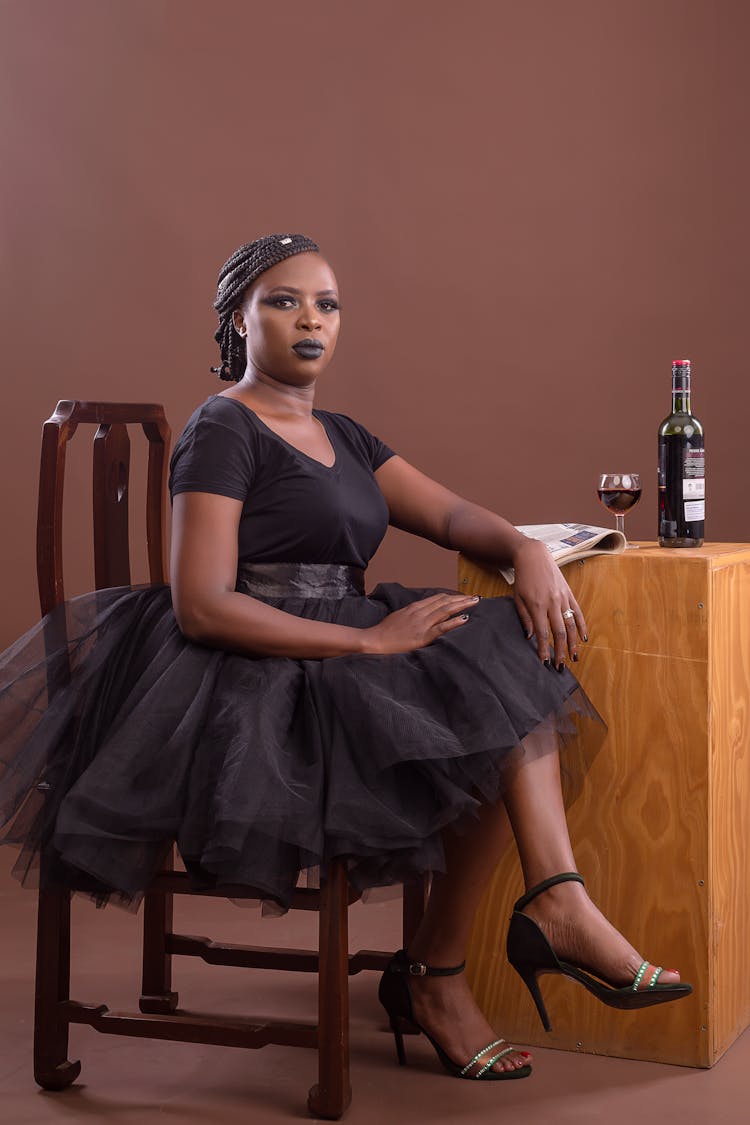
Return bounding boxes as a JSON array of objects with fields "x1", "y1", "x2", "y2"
[{"x1": 267, "y1": 296, "x2": 339, "y2": 310}]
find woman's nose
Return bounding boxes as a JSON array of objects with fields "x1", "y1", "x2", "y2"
[{"x1": 297, "y1": 302, "x2": 321, "y2": 330}]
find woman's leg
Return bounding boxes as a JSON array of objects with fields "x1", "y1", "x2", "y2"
[
  {"x1": 501, "y1": 725, "x2": 681, "y2": 988},
  {"x1": 403, "y1": 799, "x2": 531, "y2": 1074},
  {"x1": 408, "y1": 798, "x2": 515, "y2": 966},
  {"x1": 402, "y1": 727, "x2": 680, "y2": 1075}
]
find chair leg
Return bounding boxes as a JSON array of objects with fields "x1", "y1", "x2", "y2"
[
  {"x1": 33, "y1": 886, "x2": 81, "y2": 1090},
  {"x1": 307, "y1": 859, "x2": 351, "y2": 1121},
  {"x1": 140, "y1": 848, "x2": 178, "y2": 1013}
]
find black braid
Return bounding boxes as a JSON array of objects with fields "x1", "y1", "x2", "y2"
[{"x1": 212, "y1": 233, "x2": 321, "y2": 381}]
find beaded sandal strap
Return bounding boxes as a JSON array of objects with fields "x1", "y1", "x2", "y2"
[
  {"x1": 648, "y1": 966, "x2": 664, "y2": 988},
  {"x1": 631, "y1": 962, "x2": 665, "y2": 990},
  {"x1": 631, "y1": 961, "x2": 649, "y2": 990},
  {"x1": 474, "y1": 1046, "x2": 515, "y2": 1079},
  {"x1": 513, "y1": 872, "x2": 585, "y2": 913},
  {"x1": 458, "y1": 1039, "x2": 510, "y2": 1077},
  {"x1": 631, "y1": 960, "x2": 667, "y2": 991}
]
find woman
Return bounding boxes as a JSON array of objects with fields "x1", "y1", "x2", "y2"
[{"x1": 0, "y1": 233, "x2": 690, "y2": 1083}]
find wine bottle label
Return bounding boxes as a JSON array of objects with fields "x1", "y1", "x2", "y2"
[
  {"x1": 684, "y1": 448, "x2": 705, "y2": 478},
  {"x1": 684, "y1": 500, "x2": 705, "y2": 520},
  {"x1": 683, "y1": 478, "x2": 705, "y2": 498},
  {"x1": 683, "y1": 448, "x2": 705, "y2": 515}
]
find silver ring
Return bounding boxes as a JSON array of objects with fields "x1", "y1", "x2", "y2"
[{"x1": 562, "y1": 609, "x2": 575, "y2": 620}]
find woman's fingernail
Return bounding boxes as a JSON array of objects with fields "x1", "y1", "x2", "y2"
[
  {"x1": 543, "y1": 658, "x2": 552, "y2": 669},
  {"x1": 525, "y1": 629, "x2": 533, "y2": 639},
  {"x1": 460, "y1": 614, "x2": 469, "y2": 620},
  {"x1": 583, "y1": 635, "x2": 589, "y2": 642},
  {"x1": 557, "y1": 662, "x2": 565, "y2": 672},
  {"x1": 472, "y1": 595, "x2": 480, "y2": 601},
  {"x1": 572, "y1": 653, "x2": 579, "y2": 662},
  {"x1": 520, "y1": 1051, "x2": 531, "y2": 1058}
]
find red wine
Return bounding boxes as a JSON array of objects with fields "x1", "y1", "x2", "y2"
[
  {"x1": 658, "y1": 359, "x2": 704, "y2": 548},
  {"x1": 598, "y1": 488, "x2": 642, "y2": 513}
]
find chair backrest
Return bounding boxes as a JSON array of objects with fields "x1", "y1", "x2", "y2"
[{"x1": 36, "y1": 401, "x2": 171, "y2": 615}]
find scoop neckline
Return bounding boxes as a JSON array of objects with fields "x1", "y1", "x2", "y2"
[{"x1": 212, "y1": 394, "x2": 338, "y2": 471}]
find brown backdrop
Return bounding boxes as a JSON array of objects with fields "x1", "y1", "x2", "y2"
[{"x1": 1, "y1": 0, "x2": 748, "y2": 649}]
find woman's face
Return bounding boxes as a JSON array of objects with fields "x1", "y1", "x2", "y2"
[{"x1": 232, "y1": 252, "x2": 340, "y2": 386}]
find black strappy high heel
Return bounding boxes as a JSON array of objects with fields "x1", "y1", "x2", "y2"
[
  {"x1": 506, "y1": 872, "x2": 693, "y2": 1032},
  {"x1": 378, "y1": 949, "x2": 531, "y2": 1080}
]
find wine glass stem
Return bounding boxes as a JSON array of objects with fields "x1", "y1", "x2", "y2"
[{"x1": 615, "y1": 513, "x2": 625, "y2": 536}]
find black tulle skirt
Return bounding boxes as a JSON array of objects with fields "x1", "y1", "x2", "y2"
[{"x1": 0, "y1": 563, "x2": 605, "y2": 911}]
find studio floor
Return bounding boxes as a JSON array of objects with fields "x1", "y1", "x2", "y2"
[{"x1": 1, "y1": 864, "x2": 746, "y2": 1125}]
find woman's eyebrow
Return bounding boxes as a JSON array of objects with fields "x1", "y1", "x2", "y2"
[{"x1": 266, "y1": 286, "x2": 338, "y2": 296}]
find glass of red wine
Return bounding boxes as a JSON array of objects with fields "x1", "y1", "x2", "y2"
[{"x1": 597, "y1": 473, "x2": 642, "y2": 547}]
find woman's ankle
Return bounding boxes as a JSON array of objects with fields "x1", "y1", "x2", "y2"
[
  {"x1": 522, "y1": 876, "x2": 588, "y2": 917},
  {"x1": 404, "y1": 940, "x2": 468, "y2": 970}
]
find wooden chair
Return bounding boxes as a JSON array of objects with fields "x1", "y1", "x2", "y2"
[{"x1": 33, "y1": 400, "x2": 427, "y2": 1120}]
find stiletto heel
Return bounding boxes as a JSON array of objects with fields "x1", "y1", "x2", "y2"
[
  {"x1": 378, "y1": 949, "x2": 531, "y2": 1081},
  {"x1": 390, "y1": 1016, "x2": 407, "y2": 1066},
  {"x1": 506, "y1": 872, "x2": 693, "y2": 1032},
  {"x1": 513, "y1": 963, "x2": 551, "y2": 1033}
]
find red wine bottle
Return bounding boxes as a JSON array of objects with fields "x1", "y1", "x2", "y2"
[{"x1": 658, "y1": 359, "x2": 705, "y2": 548}]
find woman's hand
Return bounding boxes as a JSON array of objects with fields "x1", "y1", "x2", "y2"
[
  {"x1": 511, "y1": 538, "x2": 587, "y2": 668},
  {"x1": 361, "y1": 593, "x2": 479, "y2": 655}
]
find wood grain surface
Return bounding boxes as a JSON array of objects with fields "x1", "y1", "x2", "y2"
[
  {"x1": 708, "y1": 560, "x2": 750, "y2": 1061},
  {"x1": 457, "y1": 544, "x2": 750, "y2": 1067}
]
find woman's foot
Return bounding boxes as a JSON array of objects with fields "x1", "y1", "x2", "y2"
[
  {"x1": 403, "y1": 953, "x2": 532, "y2": 1076},
  {"x1": 520, "y1": 877, "x2": 681, "y2": 988}
]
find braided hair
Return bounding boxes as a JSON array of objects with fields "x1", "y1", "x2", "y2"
[{"x1": 212, "y1": 233, "x2": 321, "y2": 382}]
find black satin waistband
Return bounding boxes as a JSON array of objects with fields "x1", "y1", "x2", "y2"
[{"x1": 236, "y1": 562, "x2": 366, "y2": 599}]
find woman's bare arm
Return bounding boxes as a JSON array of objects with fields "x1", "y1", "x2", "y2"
[
  {"x1": 375, "y1": 456, "x2": 587, "y2": 666},
  {"x1": 170, "y1": 492, "x2": 477, "y2": 658},
  {"x1": 375, "y1": 456, "x2": 528, "y2": 564}
]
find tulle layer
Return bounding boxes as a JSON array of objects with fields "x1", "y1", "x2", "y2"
[{"x1": 0, "y1": 577, "x2": 605, "y2": 910}]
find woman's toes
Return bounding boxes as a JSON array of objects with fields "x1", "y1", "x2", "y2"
[
  {"x1": 475, "y1": 1046, "x2": 530, "y2": 1075},
  {"x1": 500, "y1": 1049, "x2": 531, "y2": 1072}
]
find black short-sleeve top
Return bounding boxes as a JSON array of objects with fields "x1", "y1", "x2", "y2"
[{"x1": 168, "y1": 395, "x2": 396, "y2": 568}]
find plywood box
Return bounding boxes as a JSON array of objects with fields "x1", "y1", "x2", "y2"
[{"x1": 458, "y1": 544, "x2": 750, "y2": 1067}]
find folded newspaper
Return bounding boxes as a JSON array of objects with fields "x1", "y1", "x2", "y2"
[{"x1": 499, "y1": 523, "x2": 627, "y2": 584}]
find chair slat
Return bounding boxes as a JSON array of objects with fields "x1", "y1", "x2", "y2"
[
  {"x1": 142, "y1": 418, "x2": 170, "y2": 584},
  {"x1": 36, "y1": 402, "x2": 78, "y2": 615},
  {"x1": 93, "y1": 422, "x2": 131, "y2": 590}
]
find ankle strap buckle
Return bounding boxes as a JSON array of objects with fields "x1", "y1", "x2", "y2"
[{"x1": 389, "y1": 950, "x2": 466, "y2": 977}]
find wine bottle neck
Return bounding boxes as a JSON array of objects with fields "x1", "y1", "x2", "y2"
[
  {"x1": 671, "y1": 362, "x2": 691, "y2": 413},
  {"x1": 672, "y1": 387, "x2": 691, "y2": 413}
]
